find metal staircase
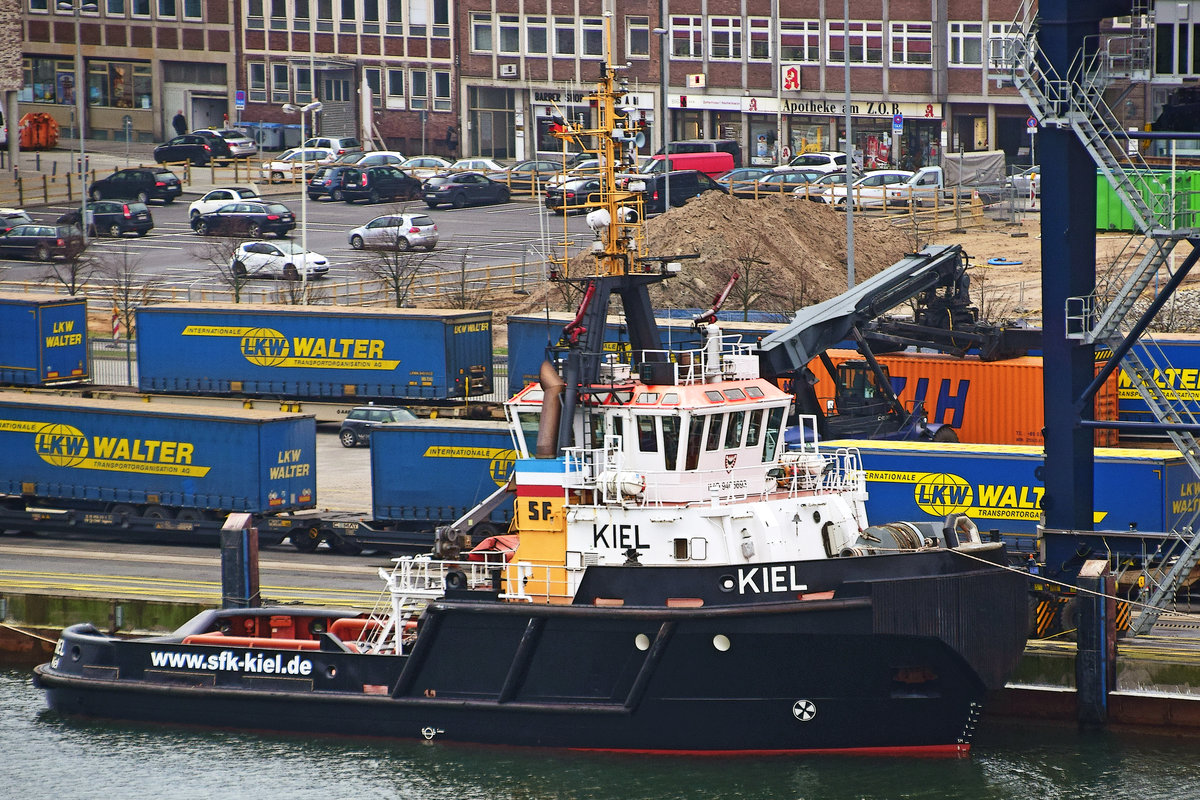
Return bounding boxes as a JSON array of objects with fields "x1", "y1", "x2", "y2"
[{"x1": 999, "y1": 0, "x2": 1200, "y2": 633}]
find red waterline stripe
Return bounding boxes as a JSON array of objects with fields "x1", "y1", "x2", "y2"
[{"x1": 568, "y1": 743, "x2": 970, "y2": 757}]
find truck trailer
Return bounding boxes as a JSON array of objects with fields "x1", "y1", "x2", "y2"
[
  {"x1": 0, "y1": 394, "x2": 318, "y2": 544},
  {"x1": 0, "y1": 292, "x2": 89, "y2": 386},
  {"x1": 136, "y1": 303, "x2": 493, "y2": 403}
]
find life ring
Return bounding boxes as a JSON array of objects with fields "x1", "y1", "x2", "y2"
[{"x1": 986, "y1": 257, "x2": 1022, "y2": 266}]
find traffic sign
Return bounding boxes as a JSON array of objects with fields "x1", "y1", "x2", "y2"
[
  {"x1": 892, "y1": 113, "x2": 903, "y2": 133},
  {"x1": 1026, "y1": 116, "x2": 1037, "y2": 131},
  {"x1": 235, "y1": 90, "x2": 246, "y2": 111}
]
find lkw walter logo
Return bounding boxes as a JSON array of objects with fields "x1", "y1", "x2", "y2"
[
  {"x1": 240, "y1": 327, "x2": 290, "y2": 367},
  {"x1": 34, "y1": 423, "x2": 89, "y2": 467},
  {"x1": 913, "y1": 473, "x2": 973, "y2": 516}
]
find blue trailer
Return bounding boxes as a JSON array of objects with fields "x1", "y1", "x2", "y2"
[
  {"x1": 822, "y1": 439, "x2": 1191, "y2": 561},
  {"x1": 326, "y1": 419, "x2": 516, "y2": 552},
  {"x1": 1117, "y1": 334, "x2": 1200, "y2": 436},
  {"x1": 136, "y1": 303, "x2": 493, "y2": 403},
  {"x1": 0, "y1": 293, "x2": 89, "y2": 386},
  {"x1": 0, "y1": 394, "x2": 317, "y2": 544},
  {"x1": 507, "y1": 313, "x2": 778, "y2": 396}
]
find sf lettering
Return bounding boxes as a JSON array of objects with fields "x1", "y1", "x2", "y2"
[{"x1": 527, "y1": 500, "x2": 554, "y2": 521}]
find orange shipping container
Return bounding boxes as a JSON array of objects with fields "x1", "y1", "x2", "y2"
[{"x1": 807, "y1": 349, "x2": 1119, "y2": 446}]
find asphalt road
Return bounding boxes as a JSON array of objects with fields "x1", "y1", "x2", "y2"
[{"x1": 1, "y1": 175, "x2": 592, "y2": 293}]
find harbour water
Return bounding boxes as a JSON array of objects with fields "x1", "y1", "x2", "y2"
[{"x1": 5, "y1": 667, "x2": 1200, "y2": 800}]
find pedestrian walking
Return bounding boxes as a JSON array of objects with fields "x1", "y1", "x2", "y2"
[{"x1": 172, "y1": 110, "x2": 187, "y2": 136}]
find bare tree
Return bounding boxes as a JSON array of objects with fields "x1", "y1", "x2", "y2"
[
  {"x1": 96, "y1": 243, "x2": 161, "y2": 339},
  {"x1": 444, "y1": 248, "x2": 493, "y2": 309},
  {"x1": 272, "y1": 277, "x2": 330, "y2": 305},
  {"x1": 41, "y1": 238, "x2": 95, "y2": 296},
  {"x1": 194, "y1": 233, "x2": 255, "y2": 302},
  {"x1": 356, "y1": 231, "x2": 437, "y2": 307}
]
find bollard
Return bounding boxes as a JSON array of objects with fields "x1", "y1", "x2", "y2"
[
  {"x1": 220, "y1": 512, "x2": 262, "y2": 609},
  {"x1": 1075, "y1": 559, "x2": 1116, "y2": 728}
]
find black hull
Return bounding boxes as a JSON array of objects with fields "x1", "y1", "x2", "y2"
[{"x1": 36, "y1": 548, "x2": 1027, "y2": 754}]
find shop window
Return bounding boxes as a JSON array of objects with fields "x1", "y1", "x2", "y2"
[
  {"x1": 385, "y1": 0, "x2": 401, "y2": 35},
  {"x1": 411, "y1": 70, "x2": 428, "y2": 110},
  {"x1": 386, "y1": 68, "x2": 405, "y2": 109},
  {"x1": 499, "y1": 14, "x2": 520, "y2": 53},
  {"x1": 627, "y1": 15, "x2": 649, "y2": 58},
  {"x1": 554, "y1": 16, "x2": 575, "y2": 55},
  {"x1": 85, "y1": 61, "x2": 151, "y2": 109},
  {"x1": 891, "y1": 22, "x2": 931, "y2": 66},
  {"x1": 433, "y1": 69, "x2": 451, "y2": 111},
  {"x1": 671, "y1": 15, "x2": 703, "y2": 59},
  {"x1": 949, "y1": 21, "x2": 983, "y2": 65},
  {"x1": 709, "y1": 17, "x2": 742, "y2": 60},
  {"x1": 780, "y1": 19, "x2": 819, "y2": 63},
  {"x1": 471, "y1": 12, "x2": 492, "y2": 51},
  {"x1": 582, "y1": 16, "x2": 604, "y2": 57},
  {"x1": 527, "y1": 16, "x2": 547, "y2": 54},
  {"x1": 271, "y1": 62, "x2": 289, "y2": 104},
  {"x1": 749, "y1": 17, "x2": 770, "y2": 61},
  {"x1": 249, "y1": 62, "x2": 267, "y2": 103},
  {"x1": 20, "y1": 57, "x2": 75, "y2": 104}
]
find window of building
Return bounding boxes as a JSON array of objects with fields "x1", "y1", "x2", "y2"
[
  {"x1": 28, "y1": 0, "x2": 48, "y2": 13},
  {"x1": 749, "y1": 17, "x2": 770, "y2": 60},
  {"x1": 949, "y1": 21, "x2": 983, "y2": 65},
  {"x1": 272, "y1": 62, "x2": 290, "y2": 103},
  {"x1": 86, "y1": 60, "x2": 151, "y2": 109},
  {"x1": 386, "y1": 68, "x2": 405, "y2": 109},
  {"x1": 527, "y1": 15, "x2": 547, "y2": 54},
  {"x1": 433, "y1": 69, "x2": 450, "y2": 111},
  {"x1": 246, "y1": 0, "x2": 263, "y2": 27},
  {"x1": 20, "y1": 57, "x2": 75, "y2": 104},
  {"x1": 339, "y1": 0, "x2": 354, "y2": 32},
  {"x1": 432, "y1": 0, "x2": 449, "y2": 38},
  {"x1": 626, "y1": 15, "x2": 649, "y2": 58},
  {"x1": 295, "y1": 66, "x2": 312, "y2": 103},
  {"x1": 324, "y1": 77, "x2": 350, "y2": 100},
  {"x1": 554, "y1": 16, "x2": 575, "y2": 55},
  {"x1": 364, "y1": 67, "x2": 382, "y2": 107},
  {"x1": 891, "y1": 21, "x2": 932, "y2": 65},
  {"x1": 471, "y1": 12, "x2": 491, "y2": 51},
  {"x1": 181, "y1": 0, "x2": 199, "y2": 18},
  {"x1": 131, "y1": 0, "x2": 149, "y2": 16},
  {"x1": 316, "y1": 0, "x2": 331, "y2": 31},
  {"x1": 987, "y1": 21, "x2": 1019, "y2": 70},
  {"x1": 411, "y1": 69, "x2": 428, "y2": 110},
  {"x1": 269, "y1": 0, "x2": 285, "y2": 30},
  {"x1": 107, "y1": 0, "x2": 125, "y2": 16},
  {"x1": 709, "y1": 17, "x2": 741, "y2": 60},
  {"x1": 362, "y1": 0, "x2": 378, "y2": 34},
  {"x1": 385, "y1": 0, "x2": 401, "y2": 34},
  {"x1": 409, "y1": 0, "x2": 425, "y2": 36},
  {"x1": 828, "y1": 20, "x2": 882, "y2": 64},
  {"x1": 499, "y1": 14, "x2": 520, "y2": 53},
  {"x1": 292, "y1": 0, "x2": 308, "y2": 30},
  {"x1": 249, "y1": 62, "x2": 267, "y2": 103},
  {"x1": 780, "y1": 19, "x2": 820, "y2": 62},
  {"x1": 671, "y1": 15, "x2": 703, "y2": 58},
  {"x1": 158, "y1": 0, "x2": 176, "y2": 18},
  {"x1": 582, "y1": 16, "x2": 604, "y2": 56}
]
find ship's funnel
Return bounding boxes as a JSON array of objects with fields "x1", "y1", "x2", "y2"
[{"x1": 536, "y1": 359, "x2": 566, "y2": 458}]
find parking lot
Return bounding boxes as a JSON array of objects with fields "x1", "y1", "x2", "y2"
[{"x1": 1, "y1": 139, "x2": 591, "y2": 299}]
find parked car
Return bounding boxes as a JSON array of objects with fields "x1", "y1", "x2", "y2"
[
  {"x1": 188, "y1": 187, "x2": 261, "y2": 219},
  {"x1": 422, "y1": 172, "x2": 511, "y2": 208},
  {"x1": 340, "y1": 165, "x2": 423, "y2": 203},
  {"x1": 399, "y1": 155, "x2": 452, "y2": 179},
  {"x1": 191, "y1": 200, "x2": 296, "y2": 238},
  {"x1": 627, "y1": 169, "x2": 727, "y2": 215},
  {"x1": 190, "y1": 130, "x2": 235, "y2": 160},
  {"x1": 544, "y1": 177, "x2": 602, "y2": 214},
  {"x1": 732, "y1": 168, "x2": 824, "y2": 197},
  {"x1": 338, "y1": 405, "x2": 418, "y2": 447},
  {"x1": 154, "y1": 134, "x2": 222, "y2": 166},
  {"x1": 714, "y1": 167, "x2": 772, "y2": 193},
  {"x1": 229, "y1": 240, "x2": 328, "y2": 281},
  {"x1": 307, "y1": 165, "x2": 360, "y2": 201},
  {"x1": 301, "y1": 136, "x2": 362, "y2": 157},
  {"x1": 203, "y1": 128, "x2": 258, "y2": 158},
  {"x1": 86, "y1": 200, "x2": 154, "y2": 237},
  {"x1": 819, "y1": 170, "x2": 914, "y2": 208},
  {"x1": 487, "y1": 159, "x2": 561, "y2": 190},
  {"x1": 348, "y1": 213, "x2": 438, "y2": 251},
  {"x1": 450, "y1": 157, "x2": 508, "y2": 172},
  {"x1": 546, "y1": 158, "x2": 601, "y2": 189},
  {"x1": 792, "y1": 171, "x2": 858, "y2": 200},
  {"x1": 662, "y1": 138, "x2": 743, "y2": 169},
  {"x1": 260, "y1": 148, "x2": 335, "y2": 183},
  {"x1": 345, "y1": 150, "x2": 406, "y2": 167},
  {"x1": 89, "y1": 167, "x2": 182, "y2": 204},
  {"x1": 0, "y1": 223, "x2": 84, "y2": 261},
  {"x1": 0, "y1": 208, "x2": 34, "y2": 235},
  {"x1": 781, "y1": 150, "x2": 854, "y2": 173}
]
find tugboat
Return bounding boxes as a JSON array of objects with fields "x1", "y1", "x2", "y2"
[{"x1": 36, "y1": 39, "x2": 1028, "y2": 755}]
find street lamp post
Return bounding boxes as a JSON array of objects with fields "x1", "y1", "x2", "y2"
[
  {"x1": 282, "y1": 100, "x2": 322, "y2": 303},
  {"x1": 58, "y1": 0, "x2": 97, "y2": 244},
  {"x1": 653, "y1": 14, "x2": 670, "y2": 214}
]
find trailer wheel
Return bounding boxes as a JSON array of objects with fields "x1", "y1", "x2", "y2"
[
  {"x1": 930, "y1": 426, "x2": 959, "y2": 443},
  {"x1": 111, "y1": 504, "x2": 137, "y2": 522},
  {"x1": 142, "y1": 505, "x2": 173, "y2": 520},
  {"x1": 291, "y1": 527, "x2": 322, "y2": 552},
  {"x1": 175, "y1": 509, "x2": 205, "y2": 521},
  {"x1": 331, "y1": 536, "x2": 363, "y2": 555}
]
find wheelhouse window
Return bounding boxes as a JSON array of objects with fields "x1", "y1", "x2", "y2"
[
  {"x1": 762, "y1": 407, "x2": 784, "y2": 462},
  {"x1": 662, "y1": 416, "x2": 680, "y2": 470},
  {"x1": 724, "y1": 411, "x2": 745, "y2": 449},
  {"x1": 636, "y1": 415, "x2": 658, "y2": 452},
  {"x1": 705, "y1": 414, "x2": 724, "y2": 451}
]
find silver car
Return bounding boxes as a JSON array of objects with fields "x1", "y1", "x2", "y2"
[
  {"x1": 207, "y1": 128, "x2": 259, "y2": 158},
  {"x1": 348, "y1": 213, "x2": 438, "y2": 251}
]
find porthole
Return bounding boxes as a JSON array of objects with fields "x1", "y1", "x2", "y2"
[
  {"x1": 718, "y1": 574, "x2": 735, "y2": 592},
  {"x1": 325, "y1": 665, "x2": 337, "y2": 679},
  {"x1": 635, "y1": 633, "x2": 651, "y2": 651},
  {"x1": 712, "y1": 634, "x2": 731, "y2": 652}
]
